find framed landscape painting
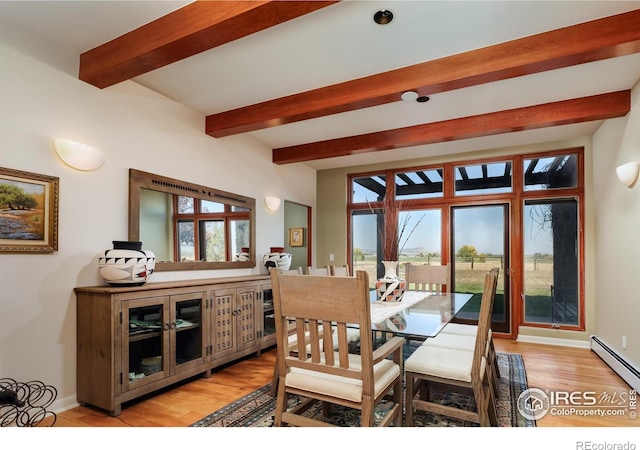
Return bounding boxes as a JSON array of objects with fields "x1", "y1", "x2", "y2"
[{"x1": 0, "y1": 167, "x2": 59, "y2": 253}]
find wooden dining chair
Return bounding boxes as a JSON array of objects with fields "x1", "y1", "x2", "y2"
[
  {"x1": 329, "y1": 264, "x2": 351, "y2": 277},
  {"x1": 401, "y1": 263, "x2": 451, "y2": 344},
  {"x1": 404, "y1": 263, "x2": 450, "y2": 293},
  {"x1": 405, "y1": 268, "x2": 499, "y2": 427},
  {"x1": 270, "y1": 270, "x2": 404, "y2": 427},
  {"x1": 281, "y1": 267, "x2": 303, "y2": 275},
  {"x1": 418, "y1": 268, "x2": 501, "y2": 399},
  {"x1": 437, "y1": 266, "x2": 501, "y2": 388},
  {"x1": 306, "y1": 266, "x2": 331, "y2": 276}
]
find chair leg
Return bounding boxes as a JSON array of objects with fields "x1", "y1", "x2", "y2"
[
  {"x1": 489, "y1": 339, "x2": 499, "y2": 378},
  {"x1": 270, "y1": 362, "x2": 279, "y2": 397},
  {"x1": 490, "y1": 364, "x2": 499, "y2": 402},
  {"x1": 488, "y1": 346, "x2": 499, "y2": 400},
  {"x1": 473, "y1": 382, "x2": 491, "y2": 427},
  {"x1": 405, "y1": 372, "x2": 416, "y2": 426},
  {"x1": 361, "y1": 396, "x2": 374, "y2": 427},
  {"x1": 274, "y1": 378, "x2": 287, "y2": 427},
  {"x1": 419, "y1": 377, "x2": 429, "y2": 400},
  {"x1": 322, "y1": 401, "x2": 332, "y2": 417},
  {"x1": 488, "y1": 390, "x2": 498, "y2": 426},
  {"x1": 478, "y1": 369, "x2": 498, "y2": 427},
  {"x1": 393, "y1": 378, "x2": 403, "y2": 427}
]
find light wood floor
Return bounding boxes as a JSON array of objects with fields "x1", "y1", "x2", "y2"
[{"x1": 54, "y1": 339, "x2": 636, "y2": 427}]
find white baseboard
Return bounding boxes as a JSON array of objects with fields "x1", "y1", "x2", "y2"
[
  {"x1": 516, "y1": 334, "x2": 591, "y2": 349},
  {"x1": 591, "y1": 336, "x2": 640, "y2": 392},
  {"x1": 51, "y1": 395, "x2": 80, "y2": 414}
]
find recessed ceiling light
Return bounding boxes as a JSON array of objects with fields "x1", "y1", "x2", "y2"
[
  {"x1": 401, "y1": 91, "x2": 430, "y2": 103},
  {"x1": 401, "y1": 91, "x2": 418, "y2": 101},
  {"x1": 373, "y1": 9, "x2": 394, "y2": 25}
]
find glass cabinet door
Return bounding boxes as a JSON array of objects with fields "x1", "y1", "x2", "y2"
[
  {"x1": 123, "y1": 297, "x2": 170, "y2": 392},
  {"x1": 122, "y1": 292, "x2": 206, "y2": 393},
  {"x1": 261, "y1": 285, "x2": 275, "y2": 340},
  {"x1": 171, "y1": 292, "x2": 206, "y2": 372}
]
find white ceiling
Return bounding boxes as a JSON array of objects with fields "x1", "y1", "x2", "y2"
[{"x1": 2, "y1": 0, "x2": 640, "y2": 170}]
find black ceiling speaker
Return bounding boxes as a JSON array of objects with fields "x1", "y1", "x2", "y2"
[{"x1": 373, "y1": 9, "x2": 394, "y2": 25}]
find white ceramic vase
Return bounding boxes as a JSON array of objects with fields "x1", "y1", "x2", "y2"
[
  {"x1": 375, "y1": 260, "x2": 406, "y2": 302},
  {"x1": 98, "y1": 241, "x2": 155, "y2": 286},
  {"x1": 382, "y1": 260, "x2": 399, "y2": 278},
  {"x1": 262, "y1": 252, "x2": 292, "y2": 272}
]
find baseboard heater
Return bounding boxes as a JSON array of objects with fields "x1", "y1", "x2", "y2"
[{"x1": 591, "y1": 336, "x2": 640, "y2": 392}]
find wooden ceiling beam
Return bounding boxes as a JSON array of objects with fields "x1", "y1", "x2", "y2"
[
  {"x1": 272, "y1": 91, "x2": 630, "y2": 165},
  {"x1": 206, "y1": 9, "x2": 640, "y2": 137},
  {"x1": 79, "y1": 1, "x2": 338, "y2": 88}
]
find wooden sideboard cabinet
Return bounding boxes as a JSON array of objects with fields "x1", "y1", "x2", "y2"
[{"x1": 75, "y1": 275, "x2": 273, "y2": 416}]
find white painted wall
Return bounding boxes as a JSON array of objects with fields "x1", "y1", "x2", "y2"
[
  {"x1": 0, "y1": 41, "x2": 316, "y2": 410},
  {"x1": 592, "y1": 80, "x2": 640, "y2": 371}
]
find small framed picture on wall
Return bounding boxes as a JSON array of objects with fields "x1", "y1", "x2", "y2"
[{"x1": 289, "y1": 227, "x2": 304, "y2": 247}]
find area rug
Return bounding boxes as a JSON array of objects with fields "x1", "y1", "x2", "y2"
[{"x1": 190, "y1": 352, "x2": 535, "y2": 427}]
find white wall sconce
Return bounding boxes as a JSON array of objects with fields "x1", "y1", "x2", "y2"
[
  {"x1": 616, "y1": 162, "x2": 639, "y2": 188},
  {"x1": 54, "y1": 138, "x2": 104, "y2": 171},
  {"x1": 264, "y1": 196, "x2": 281, "y2": 212}
]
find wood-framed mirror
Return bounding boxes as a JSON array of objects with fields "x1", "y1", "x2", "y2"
[{"x1": 128, "y1": 169, "x2": 256, "y2": 271}]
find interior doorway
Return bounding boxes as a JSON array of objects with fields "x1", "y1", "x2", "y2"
[{"x1": 284, "y1": 200, "x2": 311, "y2": 270}]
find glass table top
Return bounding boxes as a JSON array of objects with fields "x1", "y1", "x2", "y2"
[{"x1": 366, "y1": 291, "x2": 473, "y2": 339}]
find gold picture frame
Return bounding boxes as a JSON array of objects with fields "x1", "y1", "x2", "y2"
[
  {"x1": 289, "y1": 227, "x2": 304, "y2": 247},
  {"x1": 0, "y1": 167, "x2": 59, "y2": 253}
]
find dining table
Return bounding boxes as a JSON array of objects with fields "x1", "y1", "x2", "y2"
[
  {"x1": 367, "y1": 290, "x2": 474, "y2": 340},
  {"x1": 269, "y1": 289, "x2": 474, "y2": 397}
]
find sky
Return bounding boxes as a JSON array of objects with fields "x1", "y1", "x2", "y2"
[{"x1": 353, "y1": 205, "x2": 554, "y2": 256}]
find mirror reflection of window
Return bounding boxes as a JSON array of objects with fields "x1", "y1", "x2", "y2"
[
  {"x1": 152, "y1": 196, "x2": 253, "y2": 262},
  {"x1": 177, "y1": 220, "x2": 195, "y2": 261},
  {"x1": 178, "y1": 196, "x2": 194, "y2": 214},
  {"x1": 230, "y1": 219, "x2": 250, "y2": 259},
  {"x1": 131, "y1": 169, "x2": 255, "y2": 270},
  {"x1": 201, "y1": 220, "x2": 225, "y2": 261},
  {"x1": 200, "y1": 199, "x2": 224, "y2": 213},
  {"x1": 141, "y1": 192, "x2": 252, "y2": 263}
]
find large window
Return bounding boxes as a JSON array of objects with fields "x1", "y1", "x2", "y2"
[
  {"x1": 523, "y1": 199, "x2": 580, "y2": 326},
  {"x1": 348, "y1": 149, "x2": 584, "y2": 334}
]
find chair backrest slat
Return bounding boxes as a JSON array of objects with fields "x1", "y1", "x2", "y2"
[
  {"x1": 323, "y1": 321, "x2": 335, "y2": 366},
  {"x1": 404, "y1": 263, "x2": 450, "y2": 293}
]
